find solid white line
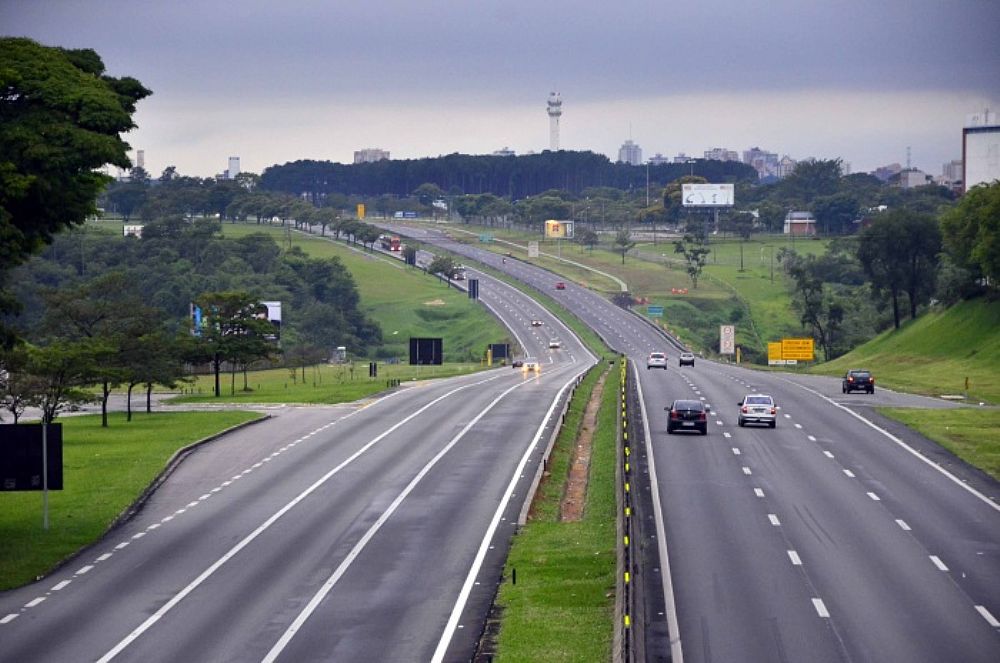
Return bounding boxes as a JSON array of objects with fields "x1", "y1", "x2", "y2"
[
  {"x1": 930, "y1": 555, "x2": 949, "y2": 572},
  {"x1": 51, "y1": 580, "x2": 71, "y2": 591},
  {"x1": 975, "y1": 605, "x2": 1000, "y2": 628},
  {"x1": 812, "y1": 598, "x2": 830, "y2": 618},
  {"x1": 754, "y1": 488, "x2": 765, "y2": 498},
  {"x1": 783, "y1": 379, "x2": 1000, "y2": 513},
  {"x1": 768, "y1": 514, "x2": 781, "y2": 526},
  {"x1": 96, "y1": 372, "x2": 510, "y2": 663},
  {"x1": 429, "y1": 365, "x2": 590, "y2": 663},
  {"x1": 632, "y1": 363, "x2": 684, "y2": 663},
  {"x1": 25, "y1": 597, "x2": 45, "y2": 608},
  {"x1": 0, "y1": 614, "x2": 18, "y2": 624},
  {"x1": 787, "y1": 550, "x2": 802, "y2": 566},
  {"x1": 896, "y1": 519, "x2": 911, "y2": 531}
]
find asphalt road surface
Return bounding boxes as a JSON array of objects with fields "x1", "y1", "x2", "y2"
[
  {"x1": 394, "y1": 226, "x2": 1000, "y2": 663},
  {"x1": 0, "y1": 264, "x2": 595, "y2": 662}
]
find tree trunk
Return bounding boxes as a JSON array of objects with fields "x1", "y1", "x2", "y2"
[
  {"x1": 102, "y1": 380, "x2": 110, "y2": 428},
  {"x1": 127, "y1": 382, "x2": 134, "y2": 422},
  {"x1": 146, "y1": 383, "x2": 153, "y2": 413},
  {"x1": 214, "y1": 353, "x2": 221, "y2": 397},
  {"x1": 890, "y1": 288, "x2": 901, "y2": 329}
]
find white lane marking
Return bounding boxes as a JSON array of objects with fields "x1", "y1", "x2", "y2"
[
  {"x1": 732, "y1": 447, "x2": 741, "y2": 455},
  {"x1": 807, "y1": 435, "x2": 817, "y2": 442},
  {"x1": 96, "y1": 553, "x2": 112, "y2": 562},
  {"x1": 754, "y1": 488, "x2": 765, "y2": 498},
  {"x1": 51, "y1": 580, "x2": 71, "y2": 591},
  {"x1": 723, "y1": 432, "x2": 732, "y2": 439},
  {"x1": 975, "y1": 605, "x2": 1000, "y2": 628},
  {"x1": 843, "y1": 469, "x2": 855, "y2": 478},
  {"x1": 768, "y1": 514, "x2": 781, "y2": 526},
  {"x1": 867, "y1": 492, "x2": 881, "y2": 501},
  {"x1": 210, "y1": 487, "x2": 222, "y2": 493},
  {"x1": 784, "y1": 413, "x2": 791, "y2": 419},
  {"x1": 114, "y1": 542, "x2": 130, "y2": 550},
  {"x1": 813, "y1": 598, "x2": 830, "y2": 618},
  {"x1": 96, "y1": 371, "x2": 514, "y2": 663},
  {"x1": 794, "y1": 423, "x2": 803, "y2": 429},
  {"x1": 131, "y1": 532, "x2": 146, "y2": 540},
  {"x1": 742, "y1": 466, "x2": 752, "y2": 475},
  {"x1": 896, "y1": 519, "x2": 911, "y2": 531},
  {"x1": 823, "y1": 451, "x2": 835, "y2": 459},
  {"x1": 930, "y1": 556, "x2": 949, "y2": 572},
  {"x1": 716, "y1": 420, "x2": 723, "y2": 426},
  {"x1": 186, "y1": 501, "x2": 199, "y2": 508},
  {"x1": 621, "y1": 363, "x2": 684, "y2": 663},
  {"x1": 782, "y1": 379, "x2": 1000, "y2": 513},
  {"x1": 1, "y1": 614, "x2": 18, "y2": 624},
  {"x1": 76, "y1": 565, "x2": 94, "y2": 575},
  {"x1": 147, "y1": 523, "x2": 161, "y2": 531},
  {"x1": 25, "y1": 597, "x2": 45, "y2": 608},
  {"x1": 161, "y1": 515, "x2": 174, "y2": 523},
  {"x1": 787, "y1": 550, "x2": 802, "y2": 566}
]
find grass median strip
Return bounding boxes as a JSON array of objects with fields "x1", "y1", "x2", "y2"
[
  {"x1": 0, "y1": 410, "x2": 263, "y2": 590},
  {"x1": 878, "y1": 407, "x2": 1000, "y2": 482},
  {"x1": 490, "y1": 362, "x2": 617, "y2": 661}
]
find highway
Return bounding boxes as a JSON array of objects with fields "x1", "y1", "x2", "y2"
[
  {"x1": 0, "y1": 265, "x2": 595, "y2": 662},
  {"x1": 396, "y1": 226, "x2": 1000, "y2": 662}
]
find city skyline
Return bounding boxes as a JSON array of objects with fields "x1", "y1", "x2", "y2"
[{"x1": 3, "y1": 1, "x2": 998, "y2": 179}]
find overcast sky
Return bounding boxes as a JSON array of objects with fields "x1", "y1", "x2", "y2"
[{"x1": 3, "y1": 0, "x2": 999, "y2": 178}]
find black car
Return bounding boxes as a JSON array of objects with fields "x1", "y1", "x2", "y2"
[
  {"x1": 843, "y1": 369, "x2": 875, "y2": 394},
  {"x1": 665, "y1": 399, "x2": 709, "y2": 435}
]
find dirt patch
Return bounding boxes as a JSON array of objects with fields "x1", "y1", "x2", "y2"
[
  {"x1": 560, "y1": 369, "x2": 608, "y2": 521},
  {"x1": 423, "y1": 299, "x2": 446, "y2": 306}
]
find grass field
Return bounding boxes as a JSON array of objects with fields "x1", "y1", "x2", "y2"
[
  {"x1": 170, "y1": 361, "x2": 485, "y2": 404},
  {"x1": 0, "y1": 411, "x2": 263, "y2": 590},
  {"x1": 493, "y1": 363, "x2": 617, "y2": 661},
  {"x1": 878, "y1": 407, "x2": 1000, "y2": 481}
]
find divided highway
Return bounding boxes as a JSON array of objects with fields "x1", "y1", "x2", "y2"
[
  {"x1": 0, "y1": 264, "x2": 595, "y2": 661},
  {"x1": 399, "y1": 226, "x2": 1000, "y2": 662}
]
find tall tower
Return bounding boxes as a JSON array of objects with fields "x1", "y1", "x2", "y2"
[{"x1": 547, "y1": 92, "x2": 562, "y2": 151}]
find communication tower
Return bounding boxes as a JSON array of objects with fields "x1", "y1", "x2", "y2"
[{"x1": 547, "y1": 92, "x2": 562, "y2": 151}]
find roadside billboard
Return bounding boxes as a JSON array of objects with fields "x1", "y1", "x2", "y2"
[
  {"x1": 781, "y1": 337, "x2": 814, "y2": 361},
  {"x1": 527, "y1": 241, "x2": 540, "y2": 258},
  {"x1": 720, "y1": 325, "x2": 735, "y2": 354},
  {"x1": 357, "y1": 203, "x2": 366, "y2": 219},
  {"x1": 682, "y1": 183, "x2": 735, "y2": 207},
  {"x1": 544, "y1": 219, "x2": 574, "y2": 238}
]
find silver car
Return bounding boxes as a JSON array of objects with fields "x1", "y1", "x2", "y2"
[{"x1": 737, "y1": 394, "x2": 777, "y2": 428}]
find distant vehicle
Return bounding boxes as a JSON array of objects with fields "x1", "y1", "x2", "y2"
[
  {"x1": 393, "y1": 210, "x2": 418, "y2": 219},
  {"x1": 555, "y1": 281, "x2": 566, "y2": 290},
  {"x1": 548, "y1": 339, "x2": 561, "y2": 349},
  {"x1": 530, "y1": 319, "x2": 543, "y2": 327},
  {"x1": 842, "y1": 369, "x2": 875, "y2": 394},
  {"x1": 452, "y1": 265, "x2": 467, "y2": 280},
  {"x1": 678, "y1": 352, "x2": 696, "y2": 367},
  {"x1": 665, "y1": 399, "x2": 709, "y2": 435},
  {"x1": 647, "y1": 352, "x2": 667, "y2": 369},
  {"x1": 737, "y1": 394, "x2": 777, "y2": 428},
  {"x1": 511, "y1": 358, "x2": 524, "y2": 368},
  {"x1": 522, "y1": 358, "x2": 540, "y2": 373},
  {"x1": 379, "y1": 235, "x2": 401, "y2": 251}
]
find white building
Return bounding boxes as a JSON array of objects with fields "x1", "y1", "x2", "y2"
[
  {"x1": 647, "y1": 153, "x2": 671, "y2": 166},
  {"x1": 897, "y1": 169, "x2": 931, "y2": 189},
  {"x1": 784, "y1": 211, "x2": 817, "y2": 236},
  {"x1": 703, "y1": 147, "x2": 739, "y2": 162},
  {"x1": 492, "y1": 147, "x2": 516, "y2": 157},
  {"x1": 963, "y1": 110, "x2": 1000, "y2": 193},
  {"x1": 226, "y1": 156, "x2": 240, "y2": 179},
  {"x1": 618, "y1": 139, "x2": 642, "y2": 166},
  {"x1": 547, "y1": 92, "x2": 562, "y2": 151},
  {"x1": 743, "y1": 147, "x2": 779, "y2": 179},
  {"x1": 354, "y1": 148, "x2": 390, "y2": 164}
]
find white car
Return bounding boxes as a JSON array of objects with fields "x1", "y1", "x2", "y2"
[
  {"x1": 548, "y1": 339, "x2": 561, "y2": 349},
  {"x1": 737, "y1": 394, "x2": 777, "y2": 428},
  {"x1": 647, "y1": 352, "x2": 667, "y2": 369},
  {"x1": 522, "y1": 358, "x2": 540, "y2": 373},
  {"x1": 679, "y1": 352, "x2": 696, "y2": 367}
]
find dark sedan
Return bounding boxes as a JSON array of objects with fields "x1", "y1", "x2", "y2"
[{"x1": 665, "y1": 399, "x2": 709, "y2": 435}]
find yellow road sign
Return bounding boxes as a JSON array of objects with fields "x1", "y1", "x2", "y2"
[{"x1": 781, "y1": 337, "x2": 814, "y2": 361}]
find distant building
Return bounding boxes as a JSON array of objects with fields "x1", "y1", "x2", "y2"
[
  {"x1": 618, "y1": 139, "x2": 642, "y2": 166},
  {"x1": 776, "y1": 155, "x2": 798, "y2": 178},
  {"x1": 784, "y1": 211, "x2": 817, "y2": 236},
  {"x1": 873, "y1": 162, "x2": 903, "y2": 182},
  {"x1": 648, "y1": 153, "x2": 671, "y2": 166},
  {"x1": 895, "y1": 169, "x2": 931, "y2": 189},
  {"x1": 672, "y1": 152, "x2": 694, "y2": 164},
  {"x1": 941, "y1": 159, "x2": 963, "y2": 184},
  {"x1": 135, "y1": 149, "x2": 145, "y2": 170},
  {"x1": 963, "y1": 110, "x2": 999, "y2": 193},
  {"x1": 226, "y1": 156, "x2": 241, "y2": 180},
  {"x1": 354, "y1": 148, "x2": 390, "y2": 164},
  {"x1": 703, "y1": 147, "x2": 739, "y2": 162},
  {"x1": 743, "y1": 147, "x2": 779, "y2": 180},
  {"x1": 492, "y1": 147, "x2": 516, "y2": 157},
  {"x1": 547, "y1": 92, "x2": 562, "y2": 151}
]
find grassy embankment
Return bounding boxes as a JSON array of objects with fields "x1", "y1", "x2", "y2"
[{"x1": 0, "y1": 411, "x2": 263, "y2": 590}]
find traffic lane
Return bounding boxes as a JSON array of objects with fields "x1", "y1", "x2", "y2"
[
  {"x1": 639, "y1": 366, "x2": 846, "y2": 662},
  {"x1": 265, "y1": 375, "x2": 581, "y2": 662},
  {"x1": 0, "y1": 370, "x2": 533, "y2": 660},
  {"x1": 693, "y1": 362, "x2": 1000, "y2": 661}
]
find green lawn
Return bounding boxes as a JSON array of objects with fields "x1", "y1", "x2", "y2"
[
  {"x1": 878, "y1": 407, "x2": 1000, "y2": 481},
  {"x1": 0, "y1": 411, "x2": 263, "y2": 590}
]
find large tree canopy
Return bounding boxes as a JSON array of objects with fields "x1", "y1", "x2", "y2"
[{"x1": 0, "y1": 38, "x2": 149, "y2": 346}]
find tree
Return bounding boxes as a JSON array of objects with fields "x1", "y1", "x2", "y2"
[
  {"x1": 811, "y1": 192, "x2": 859, "y2": 235},
  {"x1": 575, "y1": 227, "x2": 599, "y2": 251},
  {"x1": 0, "y1": 344, "x2": 39, "y2": 423},
  {"x1": 427, "y1": 256, "x2": 458, "y2": 283},
  {"x1": 613, "y1": 229, "x2": 636, "y2": 264},
  {"x1": 858, "y1": 210, "x2": 941, "y2": 328},
  {"x1": 784, "y1": 253, "x2": 847, "y2": 360},
  {"x1": 193, "y1": 292, "x2": 277, "y2": 397},
  {"x1": 940, "y1": 181, "x2": 1000, "y2": 292},
  {"x1": 0, "y1": 38, "x2": 150, "y2": 348},
  {"x1": 25, "y1": 341, "x2": 97, "y2": 424},
  {"x1": 673, "y1": 234, "x2": 711, "y2": 288}
]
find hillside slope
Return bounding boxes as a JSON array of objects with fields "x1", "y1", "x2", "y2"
[{"x1": 814, "y1": 298, "x2": 1000, "y2": 403}]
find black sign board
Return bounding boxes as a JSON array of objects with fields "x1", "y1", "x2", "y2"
[
  {"x1": 0, "y1": 424, "x2": 64, "y2": 491},
  {"x1": 489, "y1": 343, "x2": 510, "y2": 360},
  {"x1": 409, "y1": 337, "x2": 443, "y2": 365},
  {"x1": 468, "y1": 278, "x2": 479, "y2": 300}
]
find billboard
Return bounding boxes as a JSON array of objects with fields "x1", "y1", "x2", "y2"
[
  {"x1": 781, "y1": 337, "x2": 814, "y2": 361},
  {"x1": 544, "y1": 220, "x2": 574, "y2": 238},
  {"x1": 1, "y1": 424, "x2": 63, "y2": 491},
  {"x1": 123, "y1": 225, "x2": 143, "y2": 238},
  {"x1": 682, "y1": 183, "x2": 735, "y2": 207},
  {"x1": 409, "y1": 337, "x2": 443, "y2": 365},
  {"x1": 527, "y1": 241, "x2": 540, "y2": 258},
  {"x1": 357, "y1": 203, "x2": 366, "y2": 219},
  {"x1": 720, "y1": 325, "x2": 735, "y2": 354}
]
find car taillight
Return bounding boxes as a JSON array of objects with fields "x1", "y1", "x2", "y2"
[
  {"x1": 871, "y1": 377, "x2": 875, "y2": 383},
  {"x1": 770, "y1": 408, "x2": 776, "y2": 415},
  {"x1": 741, "y1": 406, "x2": 748, "y2": 413},
  {"x1": 848, "y1": 376, "x2": 855, "y2": 382},
  {"x1": 698, "y1": 412, "x2": 707, "y2": 421},
  {"x1": 670, "y1": 410, "x2": 678, "y2": 419}
]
